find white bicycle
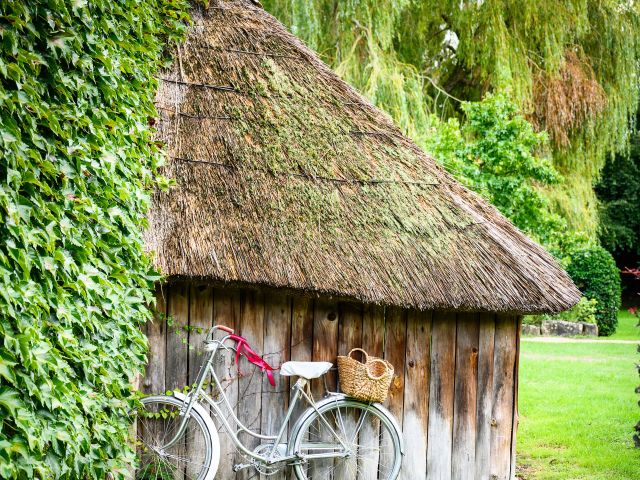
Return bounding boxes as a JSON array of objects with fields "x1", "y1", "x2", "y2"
[{"x1": 134, "y1": 325, "x2": 403, "y2": 479}]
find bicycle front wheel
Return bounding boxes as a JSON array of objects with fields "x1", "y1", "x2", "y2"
[
  {"x1": 290, "y1": 398, "x2": 402, "y2": 480},
  {"x1": 134, "y1": 395, "x2": 216, "y2": 480}
]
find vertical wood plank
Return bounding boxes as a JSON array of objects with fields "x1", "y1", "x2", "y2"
[
  {"x1": 312, "y1": 299, "x2": 339, "y2": 398},
  {"x1": 290, "y1": 297, "x2": 314, "y2": 425},
  {"x1": 236, "y1": 289, "x2": 265, "y2": 480},
  {"x1": 165, "y1": 283, "x2": 190, "y2": 480},
  {"x1": 186, "y1": 284, "x2": 214, "y2": 479},
  {"x1": 334, "y1": 303, "x2": 363, "y2": 479},
  {"x1": 213, "y1": 288, "x2": 241, "y2": 480},
  {"x1": 143, "y1": 287, "x2": 167, "y2": 395},
  {"x1": 400, "y1": 310, "x2": 431, "y2": 480},
  {"x1": 136, "y1": 287, "x2": 168, "y2": 479},
  {"x1": 165, "y1": 282, "x2": 190, "y2": 392},
  {"x1": 474, "y1": 313, "x2": 496, "y2": 479},
  {"x1": 357, "y1": 304, "x2": 386, "y2": 480},
  {"x1": 426, "y1": 312, "x2": 457, "y2": 480},
  {"x1": 290, "y1": 297, "x2": 314, "y2": 361},
  {"x1": 362, "y1": 304, "x2": 385, "y2": 358},
  {"x1": 489, "y1": 315, "x2": 517, "y2": 480},
  {"x1": 452, "y1": 313, "x2": 480, "y2": 480},
  {"x1": 188, "y1": 284, "x2": 214, "y2": 385},
  {"x1": 261, "y1": 294, "x2": 291, "y2": 480},
  {"x1": 382, "y1": 307, "x2": 407, "y2": 480},
  {"x1": 337, "y1": 302, "x2": 363, "y2": 357},
  {"x1": 384, "y1": 307, "x2": 407, "y2": 422},
  {"x1": 310, "y1": 299, "x2": 339, "y2": 480},
  {"x1": 261, "y1": 293, "x2": 291, "y2": 435},
  {"x1": 509, "y1": 317, "x2": 522, "y2": 480}
]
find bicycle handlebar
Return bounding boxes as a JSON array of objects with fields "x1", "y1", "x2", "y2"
[{"x1": 215, "y1": 324, "x2": 234, "y2": 334}]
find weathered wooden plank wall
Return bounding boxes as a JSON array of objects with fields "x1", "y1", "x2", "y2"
[{"x1": 144, "y1": 282, "x2": 520, "y2": 479}]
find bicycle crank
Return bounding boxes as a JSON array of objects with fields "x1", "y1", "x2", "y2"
[{"x1": 232, "y1": 463, "x2": 252, "y2": 472}]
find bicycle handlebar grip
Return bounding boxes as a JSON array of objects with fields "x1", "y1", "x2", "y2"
[{"x1": 217, "y1": 325, "x2": 234, "y2": 334}]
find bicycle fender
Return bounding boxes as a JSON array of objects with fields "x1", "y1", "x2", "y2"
[
  {"x1": 289, "y1": 393, "x2": 405, "y2": 455},
  {"x1": 172, "y1": 391, "x2": 221, "y2": 479}
]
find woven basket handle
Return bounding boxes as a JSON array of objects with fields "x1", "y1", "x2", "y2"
[
  {"x1": 367, "y1": 358, "x2": 391, "y2": 380},
  {"x1": 348, "y1": 348, "x2": 369, "y2": 364}
]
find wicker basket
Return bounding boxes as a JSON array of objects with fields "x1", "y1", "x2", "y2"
[{"x1": 337, "y1": 348, "x2": 394, "y2": 403}]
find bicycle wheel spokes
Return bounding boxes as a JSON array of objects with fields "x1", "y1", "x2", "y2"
[
  {"x1": 135, "y1": 397, "x2": 212, "y2": 480},
  {"x1": 294, "y1": 403, "x2": 399, "y2": 480}
]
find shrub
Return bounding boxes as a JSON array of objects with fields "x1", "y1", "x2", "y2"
[
  {"x1": 0, "y1": 1, "x2": 187, "y2": 478},
  {"x1": 525, "y1": 296, "x2": 598, "y2": 325},
  {"x1": 566, "y1": 246, "x2": 622, "y2": 335},
  {"x1": 522, "y1": 315, "x2": 544, "y2": 326},
  {"x1": 563, "y1": 297, "x2": 598, "y2": 324}
]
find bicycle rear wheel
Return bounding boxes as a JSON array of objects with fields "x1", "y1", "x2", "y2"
[
  {"x1": 290, "y1": 398, "x2": 402, "y2": 480},
  {"x1": 134, "y1": 395, "x2": 216, "y2": 480}
]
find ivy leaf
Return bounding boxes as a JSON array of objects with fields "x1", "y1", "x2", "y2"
[
  {"x1": 0, "y1": 0, "x2": 189, "y2": 476},
  {"x1": 0, "y1": 354, "x2": 17, "y2": 383},
  {"x1": 0, "y1": 388, "x2": 22, "y2": 416}
]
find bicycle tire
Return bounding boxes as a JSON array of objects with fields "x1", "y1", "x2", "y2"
[
  {"x1": 134, "y1": 395, "x2": 219, "y2": 480},
  {"x1": 289, "y1": 396, "x2": 403, "y2": 480}
]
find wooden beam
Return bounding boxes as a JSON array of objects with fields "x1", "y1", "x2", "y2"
[
  {"x1": 401, "y1": 310, "x2": 432, "y2": 479},
  {"x1": 212, "y1": 288, "x2": 241, "y2": 479},
  {"x1": 312, "y1": 299, "x2": 339, "y2": 397},
  {"x1": 334, "y1": 302, "x2": 363, "y2": 479},
  {"x1": 360, "y1": 304, "x2": 387, "y2": 480},
  {"x1": 143, "y1": 287, "x2": 167, "y2": 395},
  {"x1": 236, "y1": 289, "x2": 265, "y2": 480},
  {"x1": 489, "y1": 315, "x2": 517, "y2": 480},
  {"x1": 164, "y1": 283, "x2": 190, "y2": 480},
  {"x1": 384, "y1": 307, "x2": 408, "y2": 422},
  {"x1": 474, "y1": 313, "x2": 496, "y2": 479},
  {"x1": 426, "y1": 312, "x2": 456, "y2": 480},
  {"x1": 452, "y1": 313, "x2": 480, "y2": 480},
  {"x1": 509, "y1": 317, "x2": 522, "y2": 480},
  {"x1": 290, "y1": 296, "x2": 314, "y2": 427},
  {"x1": 261, "y1": 293, "x2": 291, "y2": 435},
  {"x1": 165, "y1": 282, "x2": 190, "y2": 392}
]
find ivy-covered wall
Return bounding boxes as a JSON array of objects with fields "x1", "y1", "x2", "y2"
[{"x1": 0, "y1": 1, "x2": 188, "y2": 478}]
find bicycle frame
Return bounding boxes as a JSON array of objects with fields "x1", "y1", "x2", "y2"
[{"x1": 160, "y1": 327, "x2": 350, "y2": 466}]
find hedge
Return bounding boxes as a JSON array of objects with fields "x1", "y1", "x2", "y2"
[
  {"x1": 0, "y1": 1, "x2": 188, "y2": 477},
  {"x1": 566, "y1": 246, "x2": 622, "y2": 336}
]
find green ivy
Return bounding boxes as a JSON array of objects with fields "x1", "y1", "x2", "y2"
[{"x1": 0, "y1": 1, "x2": 188, "y2": 478}]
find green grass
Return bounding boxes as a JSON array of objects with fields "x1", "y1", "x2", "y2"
[
  {"x1": 517, "y1": 340, "x2": 638, "y2": 479},
  {"x1": 609, "y1": 310, "x2": 640, "y2": 340}
]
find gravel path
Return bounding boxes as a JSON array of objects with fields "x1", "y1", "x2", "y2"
[{"x1": 521, "y1": 336, "x2": 637, "y2": 344}]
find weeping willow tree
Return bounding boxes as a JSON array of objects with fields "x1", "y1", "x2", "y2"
[{"x1": 263, "y1": 0, "x2": 640, "y2": 238}]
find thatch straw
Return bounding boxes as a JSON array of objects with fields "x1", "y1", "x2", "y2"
[{"x1": 145, "y1": 0, "x2": 581, "y2": 314}]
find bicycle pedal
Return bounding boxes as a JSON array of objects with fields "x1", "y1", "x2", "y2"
[{"x1": 232, "y1": 463, "x2": 251, "y2": 472}]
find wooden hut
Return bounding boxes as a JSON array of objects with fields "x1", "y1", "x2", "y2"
[{"x1": 143, "y1": 1, "x2": 580, "y2": 478}]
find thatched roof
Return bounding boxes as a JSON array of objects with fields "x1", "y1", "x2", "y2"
[{"x1": 146, "y1": 0, "x2": 580, "y2": 314}]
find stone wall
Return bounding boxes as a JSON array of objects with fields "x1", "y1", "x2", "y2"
[{"x1": 522, "y1": 320, "x2": 598, "y2": 337}]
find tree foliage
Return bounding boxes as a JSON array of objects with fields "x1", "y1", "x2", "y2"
[
  {"x1": 596, "y1": 128, "x2": 640, "y2": 257},
  {"x1": 0, "y1": 1, "x2": 187, "y2": 477},
  {"x1": 425, "y1": 93, "x2": 563, "y2": 243},
  {"x1": 263, "y1": 0, "x2": 640, "y2": 238}
]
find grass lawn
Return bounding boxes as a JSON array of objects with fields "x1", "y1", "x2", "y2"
[
  {"x1": 517, "y1": 339, "x2": 638, "y2": 479},
  {"x1": 610, "y1": 310, "x2": 640, "y2": 341}
]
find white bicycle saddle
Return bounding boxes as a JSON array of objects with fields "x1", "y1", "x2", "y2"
[{"x1": 279, "y1": 361, "x2": 333, "y2": 379}]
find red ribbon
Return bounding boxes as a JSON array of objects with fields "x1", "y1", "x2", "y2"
[{"x1": 229, "y1": 334, "x2": 276, "y2": 386}]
